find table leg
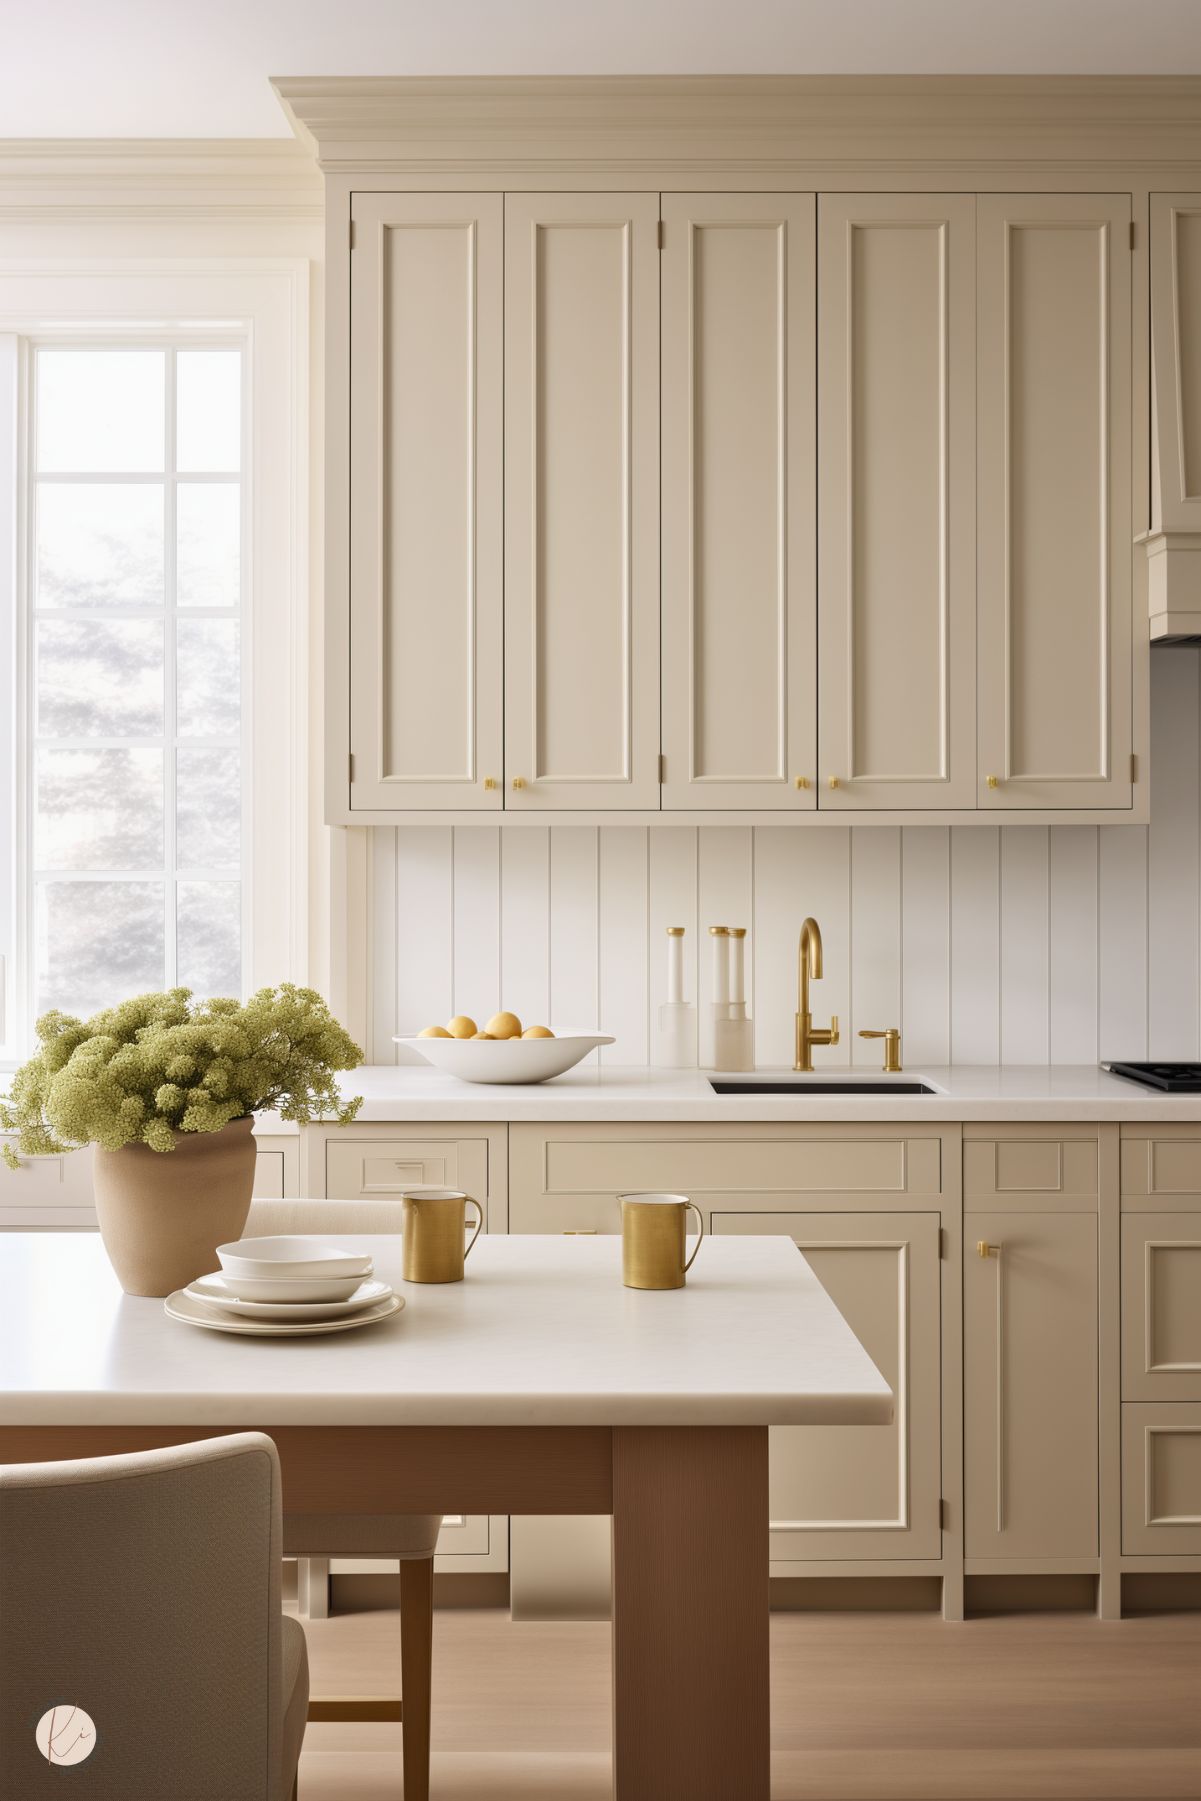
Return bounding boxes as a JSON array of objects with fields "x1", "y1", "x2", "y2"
[{"x1": 612, "y1": 1425, "x2": 770, "y2": 1801}]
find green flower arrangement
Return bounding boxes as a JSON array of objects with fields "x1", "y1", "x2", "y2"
[{"x1": 1, "y1": 985, "x2": 363, "y2": 1167}]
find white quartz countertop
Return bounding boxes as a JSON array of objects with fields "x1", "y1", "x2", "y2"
[
  {"x1": 324, "y1": 1062, "x2": 1201, "y2": 1123},
  {"x1": 0, "y1": 1232, "x2": 891, "y2": 1429}
]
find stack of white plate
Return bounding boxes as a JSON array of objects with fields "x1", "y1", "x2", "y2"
[{"x1": 165, "y1": 1236, "x2": 404, "y2": 1336}]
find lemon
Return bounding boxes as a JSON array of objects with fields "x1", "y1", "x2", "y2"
[
  {"x1": 446, "y1": 1016, "x2": 478, "y2": 1039},
  {"x1": 522, "y1": 1025, "x2": 555, "y2": 1039},
  {"x1": 485, "y1": 1011, "x2": 523, "y2": 1039},
  {"x1": 471, "y1": 1031, "x2": 496, "y2": 1040},
  {"x1": 418, "y1": 1025, "x2": 452, "y2": 1038}
]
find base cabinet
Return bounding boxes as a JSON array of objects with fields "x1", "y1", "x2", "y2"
[{"x1": 964, "y1": 1210, "x2": 1099, "y2": 1559}]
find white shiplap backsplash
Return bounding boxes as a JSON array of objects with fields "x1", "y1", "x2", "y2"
[{"x1": 370, "y1": 650, "x2": 1201, "y2": 1069}]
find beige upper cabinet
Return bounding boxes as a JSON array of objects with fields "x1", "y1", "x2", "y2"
[
  {"x1": 504, "y1": 193, "x2": 661, "y2": 810},
  {"x1": 818, "y1": 195, "x2": 977, "y2": 810},
  {"x1": 660, "y1": 194, "x2": 817, "y2": 809},
  {"x1": 348, "y1": 193, "x2": 504, "y2": 811},
  {"x1": 1151, "y1": 194, "x2": 1201, "y2": 533},
  {"x1": 977, "y1": 194, "x2": 1132, "y2": 809}
]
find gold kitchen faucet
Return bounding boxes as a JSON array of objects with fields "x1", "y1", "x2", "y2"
[{"x1": 795, "y1": 917, "x2": 840, "y2": 1072}]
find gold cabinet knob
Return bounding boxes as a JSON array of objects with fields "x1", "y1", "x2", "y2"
[
  {"x1": 986, "y1": 775, "x2": 1000, "y2": 789},
  {"x1": 794, "y1": 775, "x2": 810, "y2": 790},
  {"x1": 512, "y1": 777, "x2": 526, "y2": 791},
  {"x1": 482, "y1": 777, "x2": 496, "y2": 791},
  {"x1": 828, "y1": 776, "x2": 840, "y2": 790},
  {"x1": 977, "y1": 1241, "x2": 1001, "y2": 1258}
]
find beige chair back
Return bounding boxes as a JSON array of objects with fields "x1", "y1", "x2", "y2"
[
  {"x1": 0, "y1": 1433, "x2": 286, "y2": 1800},
  {"x1": 246, "y1": 1197, "x2": 406, "y2": 1236}
]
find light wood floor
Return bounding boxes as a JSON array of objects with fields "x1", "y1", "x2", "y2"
[{"x1": 291, "y1": 1601, "x2": 1201, "y2": 1799}]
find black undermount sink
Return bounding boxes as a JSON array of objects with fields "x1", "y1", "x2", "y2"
[{"x1": 709, "y1": 1079, "x2": 937, "y2": 1095}]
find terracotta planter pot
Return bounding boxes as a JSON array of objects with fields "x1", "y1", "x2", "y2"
[{"x1": 92, "y1": 1115, "x2": 257, "y2": 1297}]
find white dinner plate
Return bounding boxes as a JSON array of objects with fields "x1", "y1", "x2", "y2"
[
  {"x1": 165, "y1": 1288, "x2": 404, "y2": 1337},
  {"x1": 187, "y1": 1273, "x2": 393, "y2": 1321}
]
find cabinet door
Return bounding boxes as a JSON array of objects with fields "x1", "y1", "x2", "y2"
[
  {"x1": 348, "y1": 193, "x2": 504, "y2": 811},
  {"x1": 661, "y1": 194, "x2": 817, "y2": 808},
  {"x1": 977, "y1": 194, "x2": 1132, "y2": 809},
  {"x1": 964, "y1": 1212, "x2": 1098, "y2": 1559},
  {"x1": 1150, "y1": 194, "x2": 1201, "y2": 532},
  {"x1": 1122, "y1": 1212, "x2": 1201, "y2": 1402},
  {"x1": 504, "y1": 193, "x2": 660, "y2": 809},
  {"x1": 713, "y1": 1211, "x2": 942, "y2": 1564},
  {"x1": 817, "y1": 194, "x2": 976, "y2": 809}
]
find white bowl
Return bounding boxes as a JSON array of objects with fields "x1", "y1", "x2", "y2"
[
  {"x1": 395, "y1": 1030, "x2": 615, "y2": 1085},
  {"x1": 209, "y1": 1270, "x2": 370, "y2": 1305},
  {"x1": 217, "y1": 1235, "x2": 375, "y2": 1283}
]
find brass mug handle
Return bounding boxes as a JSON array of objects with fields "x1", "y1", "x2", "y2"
[
  {"x1": 683, "y1": 1200, "x2": 705, "y2": 1273},
  {"x1": 464, "y1": 1197, "x2": 485, "y2": 1259}
]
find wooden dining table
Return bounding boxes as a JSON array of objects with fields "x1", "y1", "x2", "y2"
[{"x1": 0, "y1": 1229, "x2": 892, "y2": 1801}]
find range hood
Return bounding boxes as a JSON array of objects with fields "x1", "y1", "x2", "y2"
[{"x1": 1147, "y1": 196, "x2": 1201, "y2": 642}]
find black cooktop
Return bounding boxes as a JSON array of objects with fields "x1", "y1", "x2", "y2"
[{"x1": 1104, "y1": 1062, "x2": 1201, "y2": 1093}]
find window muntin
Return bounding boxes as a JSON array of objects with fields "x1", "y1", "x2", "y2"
[{"x1": 29, "y1": 343, "x2": 246, "y2": 1020}]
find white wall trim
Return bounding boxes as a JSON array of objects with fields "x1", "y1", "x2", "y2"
[{"x1": 0, "y1": 141, "x2": 322, "y2": 220}]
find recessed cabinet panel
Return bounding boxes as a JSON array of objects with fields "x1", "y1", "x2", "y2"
[
  {"x1": 349, "y1": 193, "x2": 503, "y2": 810},
  {"x1": 818, "y1": 195, "x2": 976, "y2": 809},
  {"x1": 978, "y1": 195, "x2": 1132, "y2": 808},
  {"x1": 714, "y1": 1211, "x2": 942, "y2": 1562},
  {"x1": 661, "y1": 194, "x2": 817, "y2": 808},
  {"x1": 505, "y1": 194, "x2": 660, "y2": 808},
  {"x1": 1151, "y1": 195, "x2": 1201, "y2": 530},
  {"x1": 1122, "y1": 1402, "x2": 1201, "y2": 1555},
  {"x1": 1122, "y1": 1213, "x2": 1201, "y2": 1401}
]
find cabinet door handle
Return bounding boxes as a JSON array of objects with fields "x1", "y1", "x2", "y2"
[
  {"x1": 512, "y1": 777, "x2": 526, "y2": 791},
  {"x1": 979, "y1": 1241, "x2": 1006, "y2": 1533},
  {"x1": 482, "y1": 777, "x2": 496, "y2": 791},
  {"x1": 794, "y1": 775, "x2": 810, "y2": 790}
]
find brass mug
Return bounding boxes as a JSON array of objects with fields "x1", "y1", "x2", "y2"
[
  {"x1": 401, "y1": 1187, "x2": 484, "y2": 1283},
  {"x1": 618, "y1": 1191, "x2": 705, "y2": 1290}
]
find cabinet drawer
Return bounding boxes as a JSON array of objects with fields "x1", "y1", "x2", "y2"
[
  {"x1": 326, "y1": 1137, "x2": 488, "y2": 1203},
  {"x1": 1122, "y1": 1403, "x2": 1201, "y2": 1555},
  {"x1": 1122, "y1": 1213, "x2": 1201, "y2": 1401},
  {"x1": 1122, "y1": 1134, "x2": 1201, "y2": 1210},
  {"x1": 964, "y1": 1134, "x2": 1097, "y2": 1211}
]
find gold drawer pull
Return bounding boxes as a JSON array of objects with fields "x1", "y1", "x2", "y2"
[{"x1": 563, "y1": 1228, "x2": 598, "y2": 1235}]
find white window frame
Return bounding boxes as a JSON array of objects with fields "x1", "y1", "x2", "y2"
[{"x1": 0, "y1": 261, "x2": 309, "y2": 1066}]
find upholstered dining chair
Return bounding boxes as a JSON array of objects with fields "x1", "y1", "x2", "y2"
[
  {"x1": 0, "y1": 1431, "x2": 306, "y2": 1801},
  {"x1": 245, "y1": 1195, "x2": 443, "y2": 1801}
]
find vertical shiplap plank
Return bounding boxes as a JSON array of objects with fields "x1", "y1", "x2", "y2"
[
  {"x1": 950, "y1": 827, "x2": 1000, "y2": 1064},
  {"x1": 753, "y1": 829, "x2": 805, "y2": 1067},
  {"x1": 549, "y1": 827, "x2": 600, "y2": 1061},
  {"x1": 901, "y1": 827, "x2": 951, "y2": 1066},
  {"x1": 1148, "y1": 647, "x2": 1201, "y2": 1057},
  {"x1": 598, "y1": 828, "x2": 649, "y2": 1064},
  {"x1": 393, "y1": 825, "x2": 454, "y2": 1060},
  {"x1": 1098, "y1": 824, "x2": 1148, "y2": 1060},
  {"x1": 370, "y1": 827, "x2": 398, "y2": 1061},
  {"x1": 999, "y1": 826, "x2": 1050, "y2": 1064},
  {"x1": 500, "y1": 828, "x2": 550, "y2": 1027},
  {"x1": 850, "y1": 829, "x2": 902, "y2": 1063},
  {"x1": 648, "y1": 829, "x2": 699, "y2": 1059},
  {"x1": 795, "y1": 828, "x2": 851, "y2": 1068},
  {"x1": 451, "y1": 827, "x2": 501, "y2": 1024},
  {"x1": 1048, "y1": 826, "x2": 1099, "y2": 1064},
  {"x1": 697, "y1": 828, "x2": 754, "y2": 1065}
]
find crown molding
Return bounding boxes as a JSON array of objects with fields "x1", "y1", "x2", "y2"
[
  {"x1": 272, "y1": 74, "x2": 1201, "y2": 175},
  {"x1": 0, "y1": 139, "x2": 322, "y2": 220}
]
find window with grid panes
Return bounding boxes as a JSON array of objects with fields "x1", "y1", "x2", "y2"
[{"x1": 31, "y1": 344, "x2": 246, "y2": 1019}]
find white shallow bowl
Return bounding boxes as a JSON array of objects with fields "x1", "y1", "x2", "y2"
[
  {"x1": 217, "y1": 1235, "x2": 374, "y2": 1282},
  {"x1": 395, "y1": 1031, "x2": 615, "y2": 1086},
  {"x1": 210, "y1": 1270, "x2": 371, "y2": 1305},
  {"x1": 189, "y1": 1273, "x2": 393, "y2": 1321}
]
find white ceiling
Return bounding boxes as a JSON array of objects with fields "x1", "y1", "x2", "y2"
[{"x1": 4, "y1": 0, "x2": 1200, "y2": 139}]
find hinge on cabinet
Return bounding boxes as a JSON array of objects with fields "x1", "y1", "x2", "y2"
[
  {"x1": 939, "y1": 1498, "x2": 948, "y2": 1530},
  {"x1": 349, "y1": 218, "x2": 355, "y2": 251},
  {"x1": 1130, "y1": 752, "x2": 1138, "y2": 783},
  {"x1": 348, "y1": 752, "x2": 355, "y2": 784},
  {"x1": 1129, "y1": 220, "x2": 1136, "y2": 250},
  {"x1": 658, "y1": 753, "x2": 666, "y2": 784},
  {"x1": 657, "y1": 219, "x2": 665, "y2": 250},
  {"x1": 938, "y1": 1226, "x2": 948, "y2": 1259}
]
